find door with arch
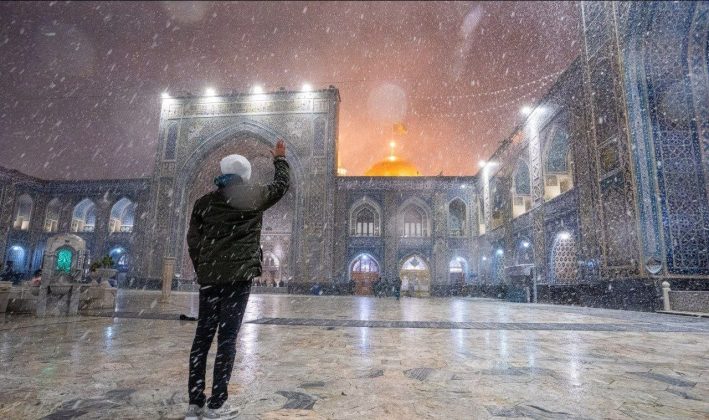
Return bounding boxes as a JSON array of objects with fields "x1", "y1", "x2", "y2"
[
  {"x1": 449, "y1": 257, "x2": 467, "y2": 290},
  {"x1": 350, "y1": 253, "x2": 379, "y2": 295},
  {"x1": 399, "y1": 254, "x2": 431, "y2": 297}
]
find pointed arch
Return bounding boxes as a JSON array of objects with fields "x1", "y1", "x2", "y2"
[
  {"x1": 543, "y1": 126, "x2": 574, "y2": 201},
  {"x1": 398, "y1": 197, "x2": 431, "y2": 238},
  {"x1": 13, "y1": 194, "x2": 34, "y2": 231},
  {"x1": 44, "y1": 198, "x2": 62, "y2": 233},
  {"x1": 448, "y1": 256, "x2": 468, "y2": 285},
  {"x1": 512, "y1": 159, "x2": 532, "y2": 218},
  {"x1": 489, "y1": 177, "x2": 505, "y2": 229},
  {"x1": 448, "y1": 197, "x2": 466, "y2": 237},
  {"x1": 71, "y1": 198, "x2": 96, "y2": 233},
  {"x1": 549, "y1": 231, "x2": 577, "y2": 284},
  {"x1": 109, "y1": 197, "x2": 136, "y2": 233},
  {"x1": 349, "y1": 197, "x2": 382, "y2": 237}
]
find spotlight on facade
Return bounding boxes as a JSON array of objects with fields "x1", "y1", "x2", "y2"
[
  {"x1": 520, "y1": 106, "x2": 532, "y2": 115},
  {"x1": 482, "y1": 256, "x2": 487, "y2": 261},
  {"x1": 495, "y1": 249, "x2": 504, "y2": 256},
  {"x1": 522, "y1": 241, "x2": 530, "y2": 248},
  {"x1": 252, "y1": 85, "x2": 264, "y2": 94},
  {"x1": 161, "y1": 91, "x2": 171, "y2": 99},
  {"x1": 302, "y1": 83, "x2": 313, "y2": 92},
  {"x1": 558, "y1": 231, "x2": 572, "y2": 241},
  {"x1": 10, "y1": 245, "x2": 22, "y2": 251},
  {"x1": 204, "y1": 87, "x2": 216, "y2": 97},
  {"x1": 479, "y1": 160, "x2": 487, "y2": 168}
]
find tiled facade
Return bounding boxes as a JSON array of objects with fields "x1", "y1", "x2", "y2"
[{"x1": 1, "y1": 2, "x2": 706, "y2": 309}]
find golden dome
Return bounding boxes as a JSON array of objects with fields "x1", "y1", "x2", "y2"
[{"x1": 365, "y1": 156, "x2": 420, "y2": 177}]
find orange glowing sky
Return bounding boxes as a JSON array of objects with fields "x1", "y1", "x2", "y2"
[{"x1": 0, "y1": 1, "x2": 581, "y2": 179}]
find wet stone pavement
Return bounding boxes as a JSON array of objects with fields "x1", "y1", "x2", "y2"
[{"x1": 1, "y1": 291, "x2": 708, "y2": 419}]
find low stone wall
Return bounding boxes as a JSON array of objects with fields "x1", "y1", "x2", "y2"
[
  {"x1": 6, "y1": 285, "x2": 117, "y2": 313},
  {"x1": 7, "y1": 286, "x2": 39, "y2": 313},
  {"x1": 668, "y1": 291, "x2": 709, "y2": 313},
  {"x1": 536, "y1": 280, "x2": 659, "y2": 311}
]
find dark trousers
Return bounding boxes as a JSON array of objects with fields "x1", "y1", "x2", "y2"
[{"x1": 188, "y1": 281, "x2": 251, "y2": 409}]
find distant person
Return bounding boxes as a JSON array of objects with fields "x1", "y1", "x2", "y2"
[
  {"x1": 395, "y1": 277, "x2": 401, "y2": 301},
  {"x1": 29, "y1": 269, "x2": 42, "y2": 287},
  {"x1": 185, "y1": 139, "x2": 290, "y2": 419},
  {"x1": 1, "y1": 261, "x2": 14, "y2": 281}
]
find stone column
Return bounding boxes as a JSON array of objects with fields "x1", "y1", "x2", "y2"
[
  {"x1": 383, "y1": 193, "x2": 398, "y2": 281},
  {"x1": 161, "y1": 257, "x2": 175, "y2": 302}
]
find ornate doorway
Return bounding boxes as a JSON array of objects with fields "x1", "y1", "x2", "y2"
[
  {"x1": 399, "y1": 254, "x2": 431, "y2": 297},
  {"x1": 350, "y1": 253, "x2": 379, "y2": 295}
]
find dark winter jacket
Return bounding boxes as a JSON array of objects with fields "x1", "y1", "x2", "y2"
[{"x1": 187, "y1": 157, "x2": 290, "y2": 285}]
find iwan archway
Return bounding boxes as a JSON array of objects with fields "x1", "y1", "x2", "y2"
[
  {"x1": 175, "y1": 130, "x2": 301, "y2": 284},
  {"x1": 145, "y1": 89, "x2": 339, "y2": 288}
]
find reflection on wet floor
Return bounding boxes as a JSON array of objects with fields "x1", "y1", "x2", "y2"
[{"x1": 1, "y1": 291, "x2": 708, "y2": 419}]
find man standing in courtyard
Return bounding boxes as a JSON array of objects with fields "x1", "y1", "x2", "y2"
[{"x1": 185, "y1": 140, "x2": 290, "y2": 419}]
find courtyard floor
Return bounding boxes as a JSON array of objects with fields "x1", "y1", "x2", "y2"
[{"x1": 1, "y1": 291, "x2": 708, "y2": 419}]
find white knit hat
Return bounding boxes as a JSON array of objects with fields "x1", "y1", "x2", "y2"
[{"x1": 220, "y1": 154, "x2": 252, "y2": 181}]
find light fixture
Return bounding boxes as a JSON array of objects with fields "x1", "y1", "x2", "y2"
[
  {"x1": 522, "y1": 241, "x2": 530, "y2": 248},
  {"x1": 204, "y1": 87, "x2": 216, "y2": 96},
  {"x1": 482, "y1": 256, "x2": 487, "y2": 261},
  {"x1": 520, "y1": 106, "x2": 532, "y2": 115},
  {"x1": 302, "y1": 83, "x2": 313, "y2": 92},
  {"x1": 479, "y1": 160, "x2": 487, "y2": 168},
  {"x1": 161, "y1": 91, "x2": 171, "y2": 99},
  {"x1": 558, "y1": 231, "x2": 572, "y2": 240},
  {"x1": 252, "y1": 85, "x2": 264, "y2": 94},
  {"x1": 495, "y1": 249, "x2": 504, "y2": 255}
]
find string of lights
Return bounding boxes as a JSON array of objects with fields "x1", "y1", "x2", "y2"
[
  {"x1": 410, "y1": 70, "x2": 562, "y2": 100},
  {"x1": 4, "y1": 69, "x2": 564, "y2": 104},
  {"x1": 410, "y1": 81, "x2": 548, "y2": 118}
]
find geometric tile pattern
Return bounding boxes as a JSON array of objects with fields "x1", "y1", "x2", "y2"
[{"x1": 643, "y1": 3, "x2": 709, "y2": 275}]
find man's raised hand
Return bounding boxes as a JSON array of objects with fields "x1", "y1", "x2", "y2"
[{"x1": 271, "y1": 139, "x2": 286, "y2": 158}]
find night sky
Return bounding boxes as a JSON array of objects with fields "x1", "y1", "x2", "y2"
[{"x1": 0, "y1": 1, "x2": 581, "y2": 180}]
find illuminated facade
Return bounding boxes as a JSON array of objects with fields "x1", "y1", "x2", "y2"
[{"x1": 0, "y1": 2, "x2": 706, "y2": 309}]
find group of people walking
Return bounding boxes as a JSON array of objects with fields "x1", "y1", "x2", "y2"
[{"x1": 372, "y1": 277, "x2": 402, "y2": 299}]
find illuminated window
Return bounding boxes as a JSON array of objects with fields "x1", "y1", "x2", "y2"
[
  {"x1": 512, "y1": 160, "x2": 532, "y2": 218},
  {"x1": 71, "y1": 199, "x2": 96, "y2": 233},
  {"x1": 490, "y1": 178, "x2": 505, "y2": 229},
  {"x1": 544, "y1": 128, "x2": 574, "y2": 201},
  {"x1": 13, "y1": 194, "x2": 33, "y2": 231},
  {"x1": 55, "y1": 247, "x2": 73, "y2": 273},
  {"x1": 448, "y1": 199, "x2": 466, "y2": 237},
  {"x1": 349, "y1": 199, "x2": 381, "y2": 237},
  {"x1": 44, "y1": 198, "x2": 61, "y2": 233},
  {"x1": 109, "y1": 198, "x2": 136, "y2": 233},
  {"x1": 351, "y1": 254, "x2": 379, "y2": 273},
  {"x1": 401, "y1": 205, "x2": 426, "y2": 237}
]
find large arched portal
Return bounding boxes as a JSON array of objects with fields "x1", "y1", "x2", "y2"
[
  {"x1": 349, "y1": 253, "x2": 380, "y2": 295},
  {"x1": 178, "y1": 135, "x2": 297, "y2": 282},
  {"x1": 399, "y1": 254, "x2": 431, "y2": 297}
]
